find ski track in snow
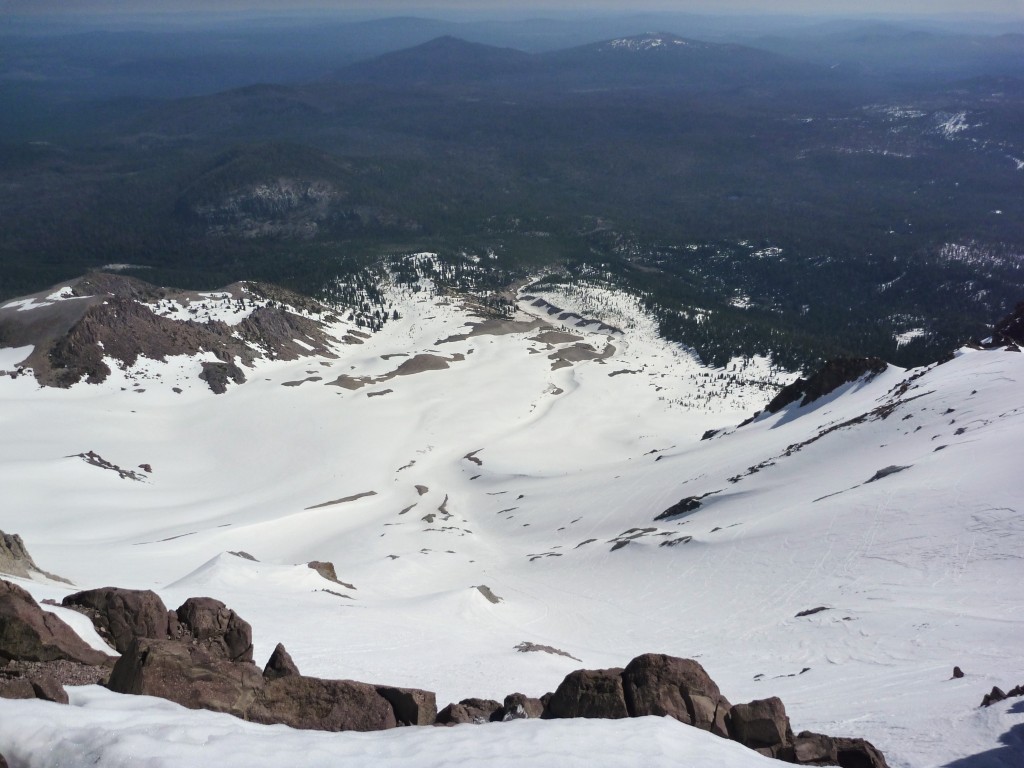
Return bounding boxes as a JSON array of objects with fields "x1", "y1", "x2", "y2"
[{"x1": 0, "y1": 276, "x2": 1021, "y2": 768}]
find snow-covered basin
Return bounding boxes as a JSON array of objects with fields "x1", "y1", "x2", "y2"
[{"x1": 0, "y1": 282, "x2": 1021, "y2": 767}]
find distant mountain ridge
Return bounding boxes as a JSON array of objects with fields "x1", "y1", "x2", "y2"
[{"x1": 333, "y1": 32, "x2": 833, "y2": 91}]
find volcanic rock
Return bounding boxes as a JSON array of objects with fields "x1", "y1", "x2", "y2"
[
  {"x1": 0, "y1": 531, "x2": 70, "y2": 583},
  {"x1": 727, "y1": 697, "x2": 794, "y2": 754},
  {"x1": 436, "y1": 698, "x2": 502, "y2": 725},
  {"x1": 544, "y1": 667, "x2": 628, "y2": 719},
  {"x1": 621, "y1": 653, "x2": 727, "y2": 734},
  {"x1": 765, "y1": 357, "x2": 887, "y2": 414},
  {"x1": 62, "y1": 587, "x2": 170, "y2": 653},
  {"x1": 174, "y1": 597, "x2": 253, "y2": 662},
  {"x1": 106, "y1": 637, "x2": 262, "y2": 716},
  {"x1": 246, "y1": 675, "x2": 397, "y2": 732},
  {"x1": 376, "y1": 685, "x2": 438, "y2": 726},
  {"x1": 263, "y1": 642, "x2": 300, "y2": 680},
  {"x1": 0, "y1": 579, "x2": 112, "y2": 666}
]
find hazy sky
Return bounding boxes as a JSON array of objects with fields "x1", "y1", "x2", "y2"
[{"x1": 3, "y1": 0, "x2": 1022, "y2": 16}]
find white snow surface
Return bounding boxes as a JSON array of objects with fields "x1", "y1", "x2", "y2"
[{"x1": 0, "y1": 279, "x2": 1021, "y2": 767}]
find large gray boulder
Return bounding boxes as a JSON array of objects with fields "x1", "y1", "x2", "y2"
[
  {"x1": 0, "y1": 579, "x2": 112, "y2": 666},
  {"x1": 621, "y1": 653, "x2": 729, "y2": 735},
  {"x1": 174, "y1": 597, "x2": 253, "y2": 662},
  {"x1": 106, "y1": 637, "x2": 262, "y2": 716},
  {"x1": 62, "y1": 587, "x2": 170, "y2": 653},
  {"x1": 246, "y1": 675, "x2": 397, "y2": 732},
  {"x1": 543, "y1": 668, "x2": 628, "y2": 719}
]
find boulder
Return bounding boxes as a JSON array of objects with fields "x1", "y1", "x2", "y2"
[
  {"x1": 175, "y1": 597, "x2": 253, "y2": 662},
  {"x1": 436, "y1": 698, "x2": 502, "y2": 725},
  {"x1": 0, "y1": 752, "x2": 7, "y2": 768},
  {"x1": 263, "y1": 643, "x2": 300, "y2": 680},
  {"x1": 834, "y1": 737, "x2": 890, "y2": 768},
  {"x1": 0, "y1": 676, "x2": 36, "y2": 700},
  {"x1": 247, "y1": 675, "x2": 396, "y2": 732},
  {"x1": 727, "y1": 697, "x2": 794, "y2": 752},
  {"x1": 544, "y1": 668, "x2": 628, "y2": 719},
  {"x1": 28, "y1": 675, "x2": 69, "y2": 704},
  {"x1": 377, "y1": 685, "x2": 437, "y2": 726},
  {"x1": 620, "y1": 653, "x2": 727, "y2": 734},
  {"x1": 500, "y1": 692, "x2": 544, "y2": 720},
  {"x1": 62, "y1": 587, "x2": 170, "y2": 653},
  {"x1": 106, "y1": 637, "x2": 262, "y2": 716},
  {"x1": 0, "y1": 579, "x2": 112, "y2": 666},
  {"x1": 793, "y1": 731, "x2": 839, "y2": 765}
]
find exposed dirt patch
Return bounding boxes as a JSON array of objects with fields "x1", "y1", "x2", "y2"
[{"x1": 304, "y1": 491, "x2": 377, "y2": 510}]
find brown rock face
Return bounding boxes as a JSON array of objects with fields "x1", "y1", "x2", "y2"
[
  {"x1": 544, "y1": 668, "x2": 628, "y2": 719},
  {"x1": 377, "y1": 685, "x2": 438, "y2": 726},
  {"x1": 793, "y1": 731, "x2": 839, "y2": 764},
  {"x1": 621, "y1": 653, "x2": 727, "y2": 734},
  {"x1": 62, "y1": 587, "x2": 170, "y2": 654},
  {"x1": 106, "y1": 637, "x2": 262, "y2": 716},
  {"x1": 501, "y1": 692, "x2": 544, "y2": 720},
  {"x1": 0, "y1": 579, "x2": 112, "y2": 666},
  {"x1": 727, "y1": 697, "x2": 794, "y2": 753},
  {"x1": 436, "y1": 698, "x2": 502, "y2": 725},
  {"x1": 175, "y1": 597, "x2": 253, "y2": 662},
  {"x1": 263, "y1": 643, "x2": 300, "y2": 680},
  {"x1": 247, "y1": 676, "x2": 397, "y2": 732},
  {"x1": 834, "y1": 737, "x2": 890, "y2": 768}
]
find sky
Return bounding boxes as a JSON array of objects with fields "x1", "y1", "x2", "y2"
[{"x1": 3, "y1": 0, "x2": 1023, "y2": 17}]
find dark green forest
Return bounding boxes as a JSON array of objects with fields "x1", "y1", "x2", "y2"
[{"x1": 1, "y1": 20, "x2": 1022, "y2": 371}]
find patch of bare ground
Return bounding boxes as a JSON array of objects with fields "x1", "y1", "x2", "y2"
[
  {"x1": 435, "y1": 317, "x2": 545, "y2": 344},
  {"x1": 304, "y1": 491, "x2": 377, "y2": 510},
  {"x1": 328, "y1": 353, "x2": 461, "y2": 390},
  {"x1": 549, "y1": 342, "x2": 616, "y2": 370},
  {"x1": 514, "y1": 641, "x2": 581, "y2": 662},
  {"x1": 530, "y1": 330, "x2": 584, "y2": 345},
  {"x1": 367, "y1": 389, "x2": 393, "y2": 398},
  {"x1": 475, "y1": 586, "x2": 503, "y2": 604}
]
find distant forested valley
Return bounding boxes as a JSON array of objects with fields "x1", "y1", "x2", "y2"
[{"x1": 1, "y1": 13, "x2": 1022, "y2": 370}]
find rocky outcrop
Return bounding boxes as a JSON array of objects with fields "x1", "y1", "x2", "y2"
[
  {"x1": 0, "y1": 531, "x2": 70, "y2": 583},
  {"x1": 981, "y1": 683, "x2": 1024, "y2": 707},
  {"x1": 107, "y1": 637, "x2": 262, "y2": 716},
  {"x1": 377, "y1": 686, "x2": 437, "y2": 726},
  {"x1": 727, "y1": 697, "x2": 794, "y2": 757},
  {"x1": 765, "y1": 357, "x2": 888, "y2": 414},
  {"x1": 985, "y1": 300, "x2": 1024, "y2": 347},
  {"x1": 263, "y1": 642, "x2": 300, "y2": 680},
  {"x1": 248, "y1": 675, "x2": 397, "y2": 731},
  {"x1": 621, "y1": 653, "x2": 729, "y2": 736},
  {"x1": 62, "y1": 587, "x2": 171, "y2": 654},
  {"x1": 543, "y1": 667, "x2": 629, "y2": 719},
  {"x1": 0, "y1": 579, "x2": 113, "y2": 666},
  {"x1": 528, "y1": 655, "x2": 888, "y2": 767},
  {"x1": 499, "y1": 692, "x2": 544, "y2": 720},
  {"x1": 436, "y1": 698, "x2": 502, "y2": 724},
  {"x1": 0, "y1": 671, "x2": 68, "y2": 704},
  {"x1": 173, "y1": 597, "x2": 254, "y2": 662},
  {"x1": 199, "y1": 361, "x2": 247, "y2": 394}
]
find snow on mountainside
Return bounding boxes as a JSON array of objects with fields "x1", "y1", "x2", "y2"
[{"x1": 0, "y1": 267, "x2": 1021, "y2": 767}]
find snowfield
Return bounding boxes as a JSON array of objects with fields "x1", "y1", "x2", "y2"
[{"x1": 0, "y1": 276, "x2": 1021, "y2": 767}]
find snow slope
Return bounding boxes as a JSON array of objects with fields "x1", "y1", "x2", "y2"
[{"x1": 0, "y1": 274, "x2": 1021, "y2": 767}]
